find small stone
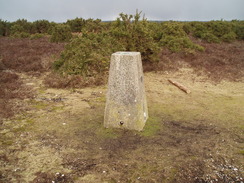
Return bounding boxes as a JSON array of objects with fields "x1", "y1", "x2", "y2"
[{"x1": 102, "y1": 170, "x2": 106, "y2": 173}]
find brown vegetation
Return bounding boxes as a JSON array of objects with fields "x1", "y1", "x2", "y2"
[
  {"x1": 0, "y1": 71, "x2": 33, "y2": 120},
  {"x1": 0, "y1": 37, "x2": 65, "y2": 120},
  {"x1": 0, "y1": 37, "x2": 65, "y2": 74},
  {"x1": 158, "y1": 40, "x2": 244, "y2": 82}
]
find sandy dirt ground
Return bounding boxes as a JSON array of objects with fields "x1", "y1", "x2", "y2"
[{"x1": 0, "y1": 67, "x2": 243, "y2": 183}]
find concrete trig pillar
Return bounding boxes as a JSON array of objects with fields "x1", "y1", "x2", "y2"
[{"x1": 104, "y1": 52, "x2": 148, "y2": 131}]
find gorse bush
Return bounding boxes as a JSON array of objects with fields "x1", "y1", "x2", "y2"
[
  {"x1": 53, "y1": 32, "x2": 121, "y2": 76},
  {"x1": 160, "y1": 22, "x2": 204, "y2": 52},
  {"x1": 66, "y1": 17, "x2": 85, "y2": 32},
  {"x1": 50, "y1": 24, "x2": 72, "y2": 43},
  {"x1": 82, "y1": 18, "x2": 105, "y2": 33},
  {"x1": 190, "y1": 21, "x2": 243, "y2": 43},
  {"x1": 10, "y1": 23, "x2": 31, "y2": 38},
  {"x1": 232, "y1": 20, "x2": 244, "y2": 40},
  {"x1": 31, "y1": 20, "x2": 52, "y2": 34},
  {"x1": 161, "y1": 35, "x2": 204, "y2": 52},
  {"x1": 30, "y1": 33, "x2": 45, "y2": 40},
  {"x1": 54, "y1": 11, "x2": 160, "y2": 77},
  {"x1": 110, "y1": 11, "x2": 160, "y2": 62}
]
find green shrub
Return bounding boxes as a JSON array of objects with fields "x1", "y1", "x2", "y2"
[
  {"x1": 207, "y1": 21, "x2": 234, "y2": 38},
  {"x1": 66, "y1": 17, "x2": 85, "y2": 32},
  {"x1": 30, "y1": 33, "x2": 45, "y2": 40},
  {"x1": 10, "y1": 24, "x2": 24, "y2": 34},
  {"x1": 149, "y1": 22, "x2": 164, "y2": 41},
  {"x1": 54, "y1": 11, "x2": 161, "y2": 78},
  {"x1": 110, "y1": 11, "x2": 160, "y2": 63},
  {"x1": 161, "y1": 22, "x2": 187, "y2": 37},
  {"x1": 222, "y1": 32, "x2": 237, "y2": 42},
  {"x1": 82, "y1": 18, "x2": 105, "y2": 33},
  {"x1": 201, "y1": 32, "x2": 220, "y2": 43},
  {"x1": 9, "y1": 20, "x2": 32, "y2": 38},
  {"x1": 232, "y1": 21, "x2": 244, "y2": 40},
  {"x1": 182, "y1": 23, "x2": 193, "y2": 34},
  {"x1": 160, "y1": 22, "x2": 204, "y2": 53},
  {"x1": 10, "y1": 19, "x2": 32, "y2": 34},
  {"x1": 161, "y1": 35, "x2": 204, "y2": 52},
  {"x1": 53, "y1": 32, "x2": 122, "y2": 76},
  {"x1": 191, "y1": 21, "x2": 239, "y2": 43},
  {"x1": 32, "y1": 20, "x2": 51, "y2": 34},
  {"x1": 11, "y1": 32, "x2": 30, "y2": 38},
  {"x1": 50, "y1": 24, "x2": 72, "y2": 43}
]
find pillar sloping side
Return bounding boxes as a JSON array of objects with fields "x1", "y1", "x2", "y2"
[{"x1": 104, "y1": 52, "x2": 148, "y2": 131}]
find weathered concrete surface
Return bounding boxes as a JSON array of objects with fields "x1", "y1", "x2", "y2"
[{"x1": 104, "y1": 52, "x2": 148, "y2": 131}]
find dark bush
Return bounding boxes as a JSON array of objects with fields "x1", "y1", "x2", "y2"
[
  {"x1": 232, "y1": 20, "x2": 244, "y2": 40},
  {"x1": 66, "y1": 17, "x2": 85, "y2": 32},
  {"x1": 32, "y1": 20, "x2": 52, "y2": 34},
  {"x1": 50, "y1": 24, "x2": 72, "y2": 43},
  {"x1": 0, "y1": 19, "x2": 11, "y2": 36}
]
